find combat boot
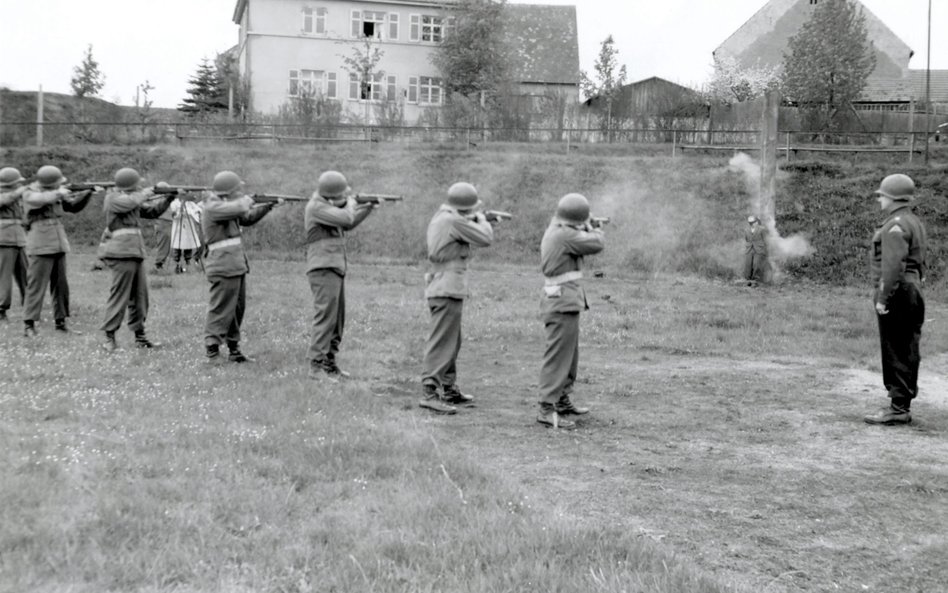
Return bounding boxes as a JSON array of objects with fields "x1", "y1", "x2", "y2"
[
  {"x1": 537, "y1": 406, "x2": 575, "y2": 429},
  {"x1": 134, "y1": 330, "x2": 159, "y2": 349},
  {"x1": 325, "y1": 353, "x2": 350, "y2": 378},
  {"x1": 0, "y1": 309, "x2": 8, "y2": 322},
  {"x1": 308, "y1": 358, "x2": 340, "y2": 383},
  {"x1": 864, "y1": 404, "x2": 912, "y2": 425},
  {"x1": 23, "y1": 320, "x2": 37, "y2": 338},
  {"x1": 227, "y1": 341, "x2": 253, "y2": 363},
  {"x1": 102, "y1": 331, "x2": 119, "y2": 353},
  {"x1": 205, "y1": 344, "x2": 225, "y2": 365},
  {"x1": 418, "y1": 384, "x2": 457, "y2": 415},
  {"x1": 442, "y1": 384, "x2": 474, "y2": 406},
  {"x1": 555, "y1": 395, "x2": 590, "y2": 416}
]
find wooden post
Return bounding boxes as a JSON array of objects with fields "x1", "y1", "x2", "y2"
[
  {"x1": 36, "y1": 85, "x2": 44, "y2": 147},
  {"x1": 785, "y1": 130, "x2": 791, "y2": 163},
  {"x1": 909, "y1": 100, "x2": 915, "y2": 163},
  {"x1": 759, "y1": 90, "x2": 779, "y2": 221},
  {"x1": 228, "y1": 86, "x2": 235, "y2": 120},
  {"x1": 672, "y1": 130, "x2": 677, "y2": 157},
  {"x1": 0, "y1": 88, "x2": 4, "y2": 152}
]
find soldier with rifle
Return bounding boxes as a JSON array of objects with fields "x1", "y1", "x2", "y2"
[
  {"x1": 419, "y1": 182, "x2": 497, "y2": 414},
  {"x1": 202, "y1": 171, "x2": 282, "y2": 364},
  {"x1": 99, "y1": 168, "x2": 176, "y2": 352},
  {"x1": 21, "y1": 165, "x2": 98, "y2": 336},
  {"x1": 305, "y1": 170, "x2": 377, "y2": 380},
  {"x1": 0, "y1": 167, "x2": 28, "y2": 323},
  {"x1": 536, "y1": 193, "x2": 605, "y2": 429}
]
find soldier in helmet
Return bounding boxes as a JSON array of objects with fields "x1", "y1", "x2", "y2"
[
  {"x1": 864, "y1": 173, "x2": 927, "y2": 426},
  {"x1": 537, "y1": 193, "x2": 605, "y2": 429},
  {"x1": 21, "y1": 165, "x2": 96, "y2": 336},
  {"x1": 99, "y1": 168, "x2": 176, "y2": 352},
  {"x1": 743, "y1": 215, "x2": 770, "y2": 286},
  {"x1": 0, "y1": 167, "x2": 29, "y2": 322},
  {"x1": 305, "y1": 170, "x2": 376, "y2": 380},
  {"x1": 419, "y1": 182, "x2": 494, "y2": 414},
  {"x1": 202, "y1": 171, "x2": 282, "y2": 364}
]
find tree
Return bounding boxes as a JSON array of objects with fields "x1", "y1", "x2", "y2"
[
  {"x1": 580, "y1": 36, "x2": 627, "y2": 135},
  {"x1": 781, "y1": 0, "x2": 876, "y2": 130},
  {"x1": 340, "y1": 37, "x2": 385, "y2": 125},
  {"x1": 432, "y1": 0, "x2": 508, "y2": 99},
  {"x1": 70, "y1": 44, "x2": 106, "y2": 98},
  {"x1": 705, "y1": 56, "x2": 781, "y2": 105},
  {"x1": 178, "y1": 58, "x2": 228, "y2": 119},
  {"x1": 215, "y1": 50, "x2": 250, "y2": 116}
]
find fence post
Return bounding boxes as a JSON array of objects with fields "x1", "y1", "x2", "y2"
[
  {"x1": 36, "y1": 85, "x2": 44, "y2": 148},
  {"x1": 785, "y1": 131, "x2": 791, "y2": 163},
  {"x1": 0, "y1": 88, "x2": 3, "y2": 152},
  {"x1": 909, "y1": 100, "x2": 915, "y2": 163},
  {"x1": 672, "y1": 130, "x2": 677, "y2": 157}
]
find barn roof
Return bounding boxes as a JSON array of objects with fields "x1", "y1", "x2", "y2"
[{"x1": 910, "y1": 70, "x2": 948, "y2": 103}]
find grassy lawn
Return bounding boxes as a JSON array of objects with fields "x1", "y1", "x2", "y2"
[{"x1": 2, "y1": 252, "x2": 946, "y2": 593}]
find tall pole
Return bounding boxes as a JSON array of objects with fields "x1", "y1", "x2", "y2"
[
  {"x1": 36, "y1": 85, "x2": 44, "y2": 148},
  {"x1": 924, "y1": 0, "x2": 932, "y2": 166}
]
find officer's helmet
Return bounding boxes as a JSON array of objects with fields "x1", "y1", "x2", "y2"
[
  {"x1": 318, "y1": 171, "x2": 349, "y2": 199},
  {"x1": 556, "y1": 193, "x2": 590, "y2": 224},
  {"x1": 875, "y1": 174, "x2": 915, "y2": 201}
]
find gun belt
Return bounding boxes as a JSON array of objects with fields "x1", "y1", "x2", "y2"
[
  {"x1": 111, "y1": 228, "x2": 142, "y2": 237},
  {"x1": 207, "y1": 237, "x2": 242, "y2": 251},
  {"x1": 544, "y1": 270, "x2": 583, "y2": 286}
]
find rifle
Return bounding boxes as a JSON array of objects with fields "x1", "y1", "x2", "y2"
[
  {"x1": 152, "y1": 185, "x2": 210, "y2": 195},
  {"x1": 590, "y1": 216, "x2": 610, "y2": 228},
  {"x1": 354, "y1": 193, "x2": 403, "y2": 205},
  {"x1": 484, "y1": 209, "x2": 513, "y2": 222},
  {"x1": 251, "y1": 193, "x2": 309, "y2": 204},
  {"x1": 66, "y1": 182, "x2": 114, "y2": 192}
]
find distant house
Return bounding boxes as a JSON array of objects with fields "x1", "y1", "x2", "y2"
[
  {"x1": 584, "y1": 77, "x2": 704, "y2": 119},
  {"x1": 231, "y1": 0, "x2": 579, "y2": 123},
  {"x1": 714, "y1": 0, "x2": 915, "y2": 107}
]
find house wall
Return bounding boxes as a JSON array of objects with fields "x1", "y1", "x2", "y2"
[{"x1": 240, "y1": 0, "x2": 452, "y2": 122}]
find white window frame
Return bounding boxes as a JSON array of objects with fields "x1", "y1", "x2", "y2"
[
  {"x1": 289, "y1": 70, "x2": 300, "y2": 97},
  {"x1": 326, "y1": 72, "x2": 337, "y2": 99},
  {"x1": 302, "y1": 7, "x2": 327, "y2": 34},
  {"x1": 418, "y1": 76, "x2": 443, "y2": 105},
  {"x1": 409, "y1": 14, "x2": 420, "y2": 42},
  {"x1": 420, "y1": 15, "x2": 444, "y2": 43},
  {"x1": 407, "y1": 76, "x2": 418, "y2": 103},
  {"x1": 386, "y1": 75, "x2": 397, "y2": 101},
  {"x1": 291, "y1": 69, "x2": 334, "y2": 98},
  {"x1": 352, "y1": 10, "x2": 385, "y2": 39},
  {"x1": 388, "y1": 13, "x2": 399, "y2": 41},
  {"x1": 348, "y1": 72, "x2": 384, "y2": 101}
]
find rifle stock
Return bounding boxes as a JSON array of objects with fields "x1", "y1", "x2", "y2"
[
  {"x1": 355, "y1": 193, "x2": 403, "y2": 205},
  {"x1": 484, "y1": 209, "x2": 513, "y2": 222}
]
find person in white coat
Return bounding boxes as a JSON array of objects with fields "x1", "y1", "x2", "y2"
[{"x1": 170, "y1": 196, "x2": 203, "y2": 273}]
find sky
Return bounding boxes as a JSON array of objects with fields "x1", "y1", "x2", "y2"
[{"x1": 1, "y1": 0, "x2": 945, "y2": 110}]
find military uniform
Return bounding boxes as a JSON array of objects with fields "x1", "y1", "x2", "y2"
[
  {"x1": 22, "y1": 183, "x2": 93, "y2": 330},
  {"x1": 538, "y1": 217, "x2": 604, "y2": 419},
  {"x1": 153, "y1": 206, "x2": 173, "y2": 270},
  {"x1": 0, "y1": 185, "x2": 28, "y2": 319},
  {"x1": 202, "y1": 192, "x2": 275, "y2": 360},
  {"x1": 304, "y1": 193, "x2": 372, "y2": 375},
  {"x1": 871, "y1": 203, "x2": 926, "y2": 412},
  {"x1": 421, "y1": 205, "x2": 493, "y2": 397},
  {"x1": 743, "y1": 221, "x2": 770, "y2": 283},
  {"x1": 100, "y1": 188, "x2": 173, "y2": 345}
]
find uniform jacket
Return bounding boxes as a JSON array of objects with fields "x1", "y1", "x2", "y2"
[
  {"x1": 304, "y1": 195, "x2": 372, "y2": 276},
  {"x1": 744, "y1": 224, "x2": 769, "y2": 254},
  {"x1": 22, "y1": 183, "x2": 93, "y2": 256},
  {"x1": 424, "y1": 205, "x2": 493, "y2": 299},
  {"x1": 0, "y1": 186, "x2": 27, "y2": 247},
  {"x1": 539, "y1": 217, "x2": 605, "y2": 315},
  {"x1": 201, "y1": 193, "x2": 273, "y2": 278},
  {"x1": 871, "y1": 203, "x2": 926, "y2": 307},
  {"x1": 101, "y1": 189, "x2": 173, "y2": 259}
]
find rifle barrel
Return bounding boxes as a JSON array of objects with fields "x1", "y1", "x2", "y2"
[
  {"x1": 355, "y1": 194, "x2": 403, "y2": 203},
  {"x1": 252, "y1": 193, "x2": 308, "y2": 202}
]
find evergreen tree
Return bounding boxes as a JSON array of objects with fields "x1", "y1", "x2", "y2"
[
  {"x1": 781, "y1": 0, "x2": 876, "y2": 128},
  {"x1": 178, "y1": 58, "x2": 228, "y2": 118},
  {"x1": 70, "y1": 44, "x2": 106, "y2": 98}
]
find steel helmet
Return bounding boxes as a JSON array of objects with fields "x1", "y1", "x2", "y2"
[
  {"x1": 874, "y1": 174, "x2": 915, "y2": 201},
  {"x1": 447, "y1": 182, "x2": 479, "y2": 210},
  {"x1": 0, "y1": 167, "x2": 25, "y2": 188},
  {"x1": 318, "y1": 171, "x2": 349, "y2": 199},
  {"x1": 36, "y1": 165, "x2": 66, "y2": 188},
  {"x1": 212, "y1": 170, "x2": 244, "y2": 195},
  {"x1": 747, "y1": 215, "x2": 759, "y2": 224},
  {"x1": 556, "y1": 193, "x2": 590, "y2": 224},
  {"x1": 114, "y1": 167, "x2": 142, "y2": 190}
]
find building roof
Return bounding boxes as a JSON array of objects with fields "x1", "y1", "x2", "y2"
[
  {"x1": 856, "y1": 78, "x2": 914, "y2": 103},
  {"x1": 500, "y1": 4, "x2": 579, "y2": 85},
  {"x1": 910, "y1": 70, "x2": 948, "y2": 103}
]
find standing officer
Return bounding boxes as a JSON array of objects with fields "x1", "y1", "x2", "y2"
[
  {"x1": 100, "y1": 168, "x2": 175, "y2": 351},
  {"x1": 864, "y1": 174, "x2": 926, "y2": 426},
  {"x1": 537, "y1": 193, "x2": 605, "y2": 429},
  {"x1": 0, "y1": 167, "x2": 28, "y2": 322},
  {"x1": 22, "y1": 165, "x2": 95, "y2": 336},
  {"x1": 202, "y1": 171, "x2": 281, "y2": 364},
  {"x1": 305, "y1": 170, "x2": 376, "y2": 380},
  {"x1": 420, "y1": 182, "x2": 494, "y2": 414},
  {"x1": 743, "y1": 215, "x2": 770, "y2": 286}
]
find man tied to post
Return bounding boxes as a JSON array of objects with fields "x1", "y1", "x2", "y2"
[
  {"x1": 537, "y1": 193, "x2": 605, "y2": 429},
  {"x1": 0, "y1": 168, "x2": 29, "y2": 322},
  {"x1": 743, "y1": 215, "x2": 770, "y2": 286},
  {"x1": 100, "y1": 168, "x2": 175, "y2": 352},
  {"x1": 202, "y1": 171, "x2": 281, "y2": 364},
  {"x1": 305, "y1": 170, "x2": 376, "y2": 380},
  {"x1": 22, "y1": 165, "x2": 96, "y2": 337},
  {"x1": 419, "y1": 182, "x2": 494, "y2": 415},
  {"x1": 864, "y1": 174, "x2": 927, "y2": 426}
]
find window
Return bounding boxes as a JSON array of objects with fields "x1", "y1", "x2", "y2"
[
  {"x1": 388, "y1": 13, "x2": 399, "y2": 40},
  {"x1": 290, "y1": 69, "x2": 334, "y2": 98},
  {"x1": 409, "y1": 14, "x2": 420, "y2": 41},
  {"x1": 326, "y1": 72, "x2": 337, "y2": 99},
  {"x1": 386, "y1": 75, "x2": 397, "y2": 101},
  {"x1": 302, "y1": 6, "x2": 327, "y2": 34},
  {"x1": 407, "y1": 76, "x2": 418, "y2": 102},
  {"x1": 352, "y1": 10, "x2": 385, "y2": 38},
  {"x1": 418, "y1": 76, "x2": 443, "y2": 104},
  {"x1": 348, "y1": 72, "x2": 384, "y2": 101},
  {"x1": 421, "y1": 15, "x2": 444, "y2": 42}
]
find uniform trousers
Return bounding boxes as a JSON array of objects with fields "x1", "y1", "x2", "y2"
[
  {"x1": 539, "y1": 311, "x2": 580, "y2": 408},
  {"x1": 205, "y1": 275, "x2": 246, "y2": 347},
  {"x1": 744, "y1": 251, "x2": 769, "y2": 282},
  {"x1": 422, "y1": 297, "x2": 463, "y2": 388},
  {"x1": 24, "y1": 252, "x2": 70, "y2": 322},
  {"x1": 0, "y1": 246, "x2": 27, "y2": 311},
  {"x1": 101, "y1": 258, "x2": 149, "y2": 334},
  {"x1": 154, "y1": 219, "x2": 172, "y2": 267},
  {"x1": 307, "y1": 269, "x2": 345, "y2": 362},
  {"x1": 877, "y1": 282, "x2": 925, "y2": 408}
]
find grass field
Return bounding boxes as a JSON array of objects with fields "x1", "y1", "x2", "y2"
[{"x1": 2, "y1": 248, "x2": 946, "y2": 593}]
